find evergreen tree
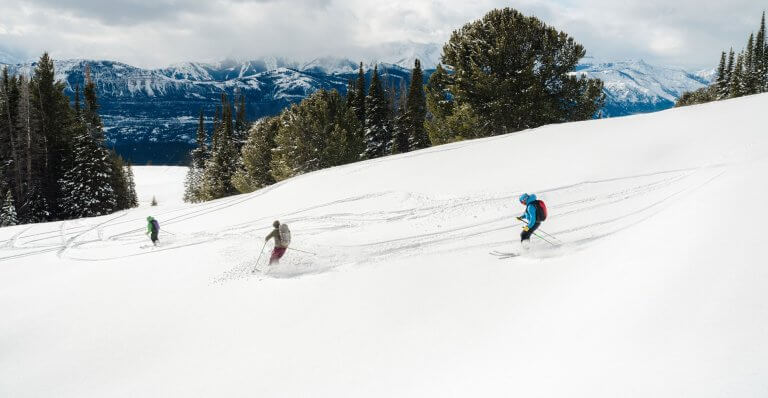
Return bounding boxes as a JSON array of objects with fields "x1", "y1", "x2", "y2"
[
  {"x1": 675, "y1": 85, "x2": 717, "y2": 107},
  {"x1": 729, "y1": 54, "x2": 745, "y2": 98},
  {"x1": 1, "y1": 68, "x2": 21, "y2": 205},
  {"x1": 725, "y1": 48, "x2": 735, "y2": 95},
  {"x1": 392, "y1": 79, "x2": 410, "y2": 154},
  {"x1": 201, "y1": 94, "x2": 238, "y2": 200},
  {"x1": 15, "y1": 74, "x2": 43, "y2": 222},
  {"x1": 405, "y1": 59, "x2": 429, "y2": 150},
  {"x1": 0, "y1": 163, "x2": 6, "y2": 201},
  {"x1": 744, "y1": 34, "x2": 757, "y2": 94},
  {"x1": 354, "y1": 62, "x2": 366, "y2": 125},
  {"x1": 765, "y1": 17, "x2": 768, "y2": 92},
  {"x1": 715, "y1": 52, "x2": 728, "y2": 99},
  {"x1": 211, "y1": 104, "x2": 222, "y2": 151},
  {"x1": 232, "y1": 116, "x2": 279, "y2": 193},
  {"x1": 384, "y1": 73, "x2": 398, "y2": 119},
  {"x1": 83, "y1": 65, "x2": 103, "y2": 136},
  {"x1": 338, "y1": 96, "x2": 364, "y2": 163},
  {"x1": 124, "y1": 162, "x2": 138, "y2": 208},
  {"x1": 58, "y1": 66, "x2": 122, "y2": 217},
  {"x1": 271, "y1": 89, "x2": 361, "y2": 181},
  {"x1": 346, "y1": 78, "x2": 357, "y2": 110},
  {"x1": 0, "y1": 190, "x2": 18, "y2": 227},
  {"x1": 351, "y1": 63, "x2": 367, "y2": 159},
  {"x1": 73, "y1": 85, "x2": 81, "y2": 118},
  {"x1": 233, "y1": 93, "x2": 248, "y2": 150},
  {"x1": 192, "y1": 108, "x2": 208, "y2": 169},
  {"x1": 424, "y1": 64, "x2": 490, "y2": 144},
  {"x1": 363, "y1": 65, "x2": 391, "y2": 158},
  {"x1": 184, "y1": 109, "x2": 208, "y2": 202},
  {"x1": 58, "y1": 122, "x2": 117, "y2": 218},
  {"x1": 8, "y1": 73, "x2": 47, "y2": 224},
  {"x1": 425, "y1": 65, "x2": 453, "y2": 119},
  {"x1": 20, "y1": 186, "x2": 49, "y2": 223},
  {"x1": 440, "y1": 8, "x2": 604, "y2": 136},
  {"x1": 109, "y1": 153, "x2": 138, "y2": 211},
  {"x1": 30, "y1": 53, "x2": 75, "y2": 217},
  {"x1": 756, "y1": 12, "x2": 767, "y2": 91}
]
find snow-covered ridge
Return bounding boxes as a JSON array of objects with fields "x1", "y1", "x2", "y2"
[{"x1": 573, "y1": 58, "x2": 713, "y2": 116}]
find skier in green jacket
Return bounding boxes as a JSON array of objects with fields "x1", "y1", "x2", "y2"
[{"x1": 146, "y1": 216, "x2": 160, "y2": 246}]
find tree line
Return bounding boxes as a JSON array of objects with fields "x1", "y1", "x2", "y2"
[
  {"x1": 678, "y1": 11, "x2": 768, "y2": 106},
  {"x1": 184, "y1": 60, "x2": 429, "y2": 201},
  {"x1": 0, "y1": 53, "x2": 137, "y2": 227},
  {"x1": 185, "y1": 7, "x2": 604, "y2": 202}
]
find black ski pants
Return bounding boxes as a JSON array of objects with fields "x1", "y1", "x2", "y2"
[{"x1": 520, "y1": 221, "x2": 541, "y2": 242}]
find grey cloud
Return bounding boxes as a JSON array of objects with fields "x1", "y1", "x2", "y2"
[
  {"x1": 1, "y1": 0, "x2": 766, "y2": 69},
  {"x1": 19, "y1": 0, "x2": 213, "y2": 26}
]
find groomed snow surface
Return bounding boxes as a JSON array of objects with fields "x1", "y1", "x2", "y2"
[{"x1": 2, "y1": 94, "x2": 768, "y2": 397}]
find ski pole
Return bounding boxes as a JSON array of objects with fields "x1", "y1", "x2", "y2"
[
  {"x1": 536, "y1": 228, "x2": 561, "y2": 243},
  {"x1": 517, "y1": 216, "x2": 561, "y2": 244},
  {"x1": 253, "y1": 241, "x2": 267, "y2": 272},
  {"x1": 289, "y1": 247, "x2": 317, "y2": 256},
  {"x1": 533, "y1": 231, "x2": 557, "y2": 247}
]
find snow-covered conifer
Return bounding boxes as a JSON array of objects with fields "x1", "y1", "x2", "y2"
[
  {"x1": 363, "y1": 66, "x2": 392, "y2": 159},
  {"x1": 1, "y1": 190, "x2": 18, "y2": 227}
]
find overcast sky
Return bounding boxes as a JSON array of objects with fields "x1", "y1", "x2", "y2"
[{"x1": 0, "y1": 0, "x2": 765, "y2": 69}]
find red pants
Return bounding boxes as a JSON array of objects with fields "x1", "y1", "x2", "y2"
[{"x1": 269, "y1": 247, "x2": 287, "y2": 264}]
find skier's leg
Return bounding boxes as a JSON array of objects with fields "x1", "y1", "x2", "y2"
[
  {"x1": 276, "y1": 247, "x2": 287, "y2": 261},
  {"x1": 269, "y1": 248, "x2": 286, "y2": 265},
  {"x1": 530, "y1": 221, "x2": 541, "y2": 235},
  {"x1": 270, "y1": 247, "x2": 287, "y2": 264}
]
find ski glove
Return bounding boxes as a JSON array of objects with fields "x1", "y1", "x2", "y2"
[{"x1": 522, "y1": 226, "x2": 530, "y2": 232}]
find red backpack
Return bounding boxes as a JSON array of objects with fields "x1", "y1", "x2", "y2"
[{"x1": 532, "y1": 200, "x2": 548, "y2": 221}]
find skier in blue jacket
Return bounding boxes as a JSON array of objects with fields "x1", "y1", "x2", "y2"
[{"x1": 517, "y1": 193, "x2": 541, "y2": 246}]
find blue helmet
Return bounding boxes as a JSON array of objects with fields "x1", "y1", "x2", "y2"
[{"x1": 519, "y1": 193, "x2": 530, "y2": 204}]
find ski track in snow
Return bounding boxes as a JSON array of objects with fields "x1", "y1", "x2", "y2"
[{"x1": 0, "y1": 162, "x2": 727, "y2": 282}]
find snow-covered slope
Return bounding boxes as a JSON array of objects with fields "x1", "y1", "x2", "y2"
[{"x1": 2, "y1": 93, "x2": 767, "y2": 397}]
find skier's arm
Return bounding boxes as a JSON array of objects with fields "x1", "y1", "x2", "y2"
[
  {"x1": 265, "y1": 230, "x2": 276, "y2": 242},
  {"x1": 526, "y1": 205, "x2": 537, "y2": 229}
]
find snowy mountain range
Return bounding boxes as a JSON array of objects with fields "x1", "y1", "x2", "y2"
[
  {"x1": 1, "y1": 51, "x2": 713, "y2": 164},
  {"x1": 574, "y1": 58, "x2": 714, "y2": 116}
]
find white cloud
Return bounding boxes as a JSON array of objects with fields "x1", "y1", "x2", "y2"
[{"x1": 0, "y1": 0, "x2": 765, "y2": 68}]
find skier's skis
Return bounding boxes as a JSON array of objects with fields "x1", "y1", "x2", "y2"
[{"x1": 490, "y1": 250, "x2": 519, "y2": 259}]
